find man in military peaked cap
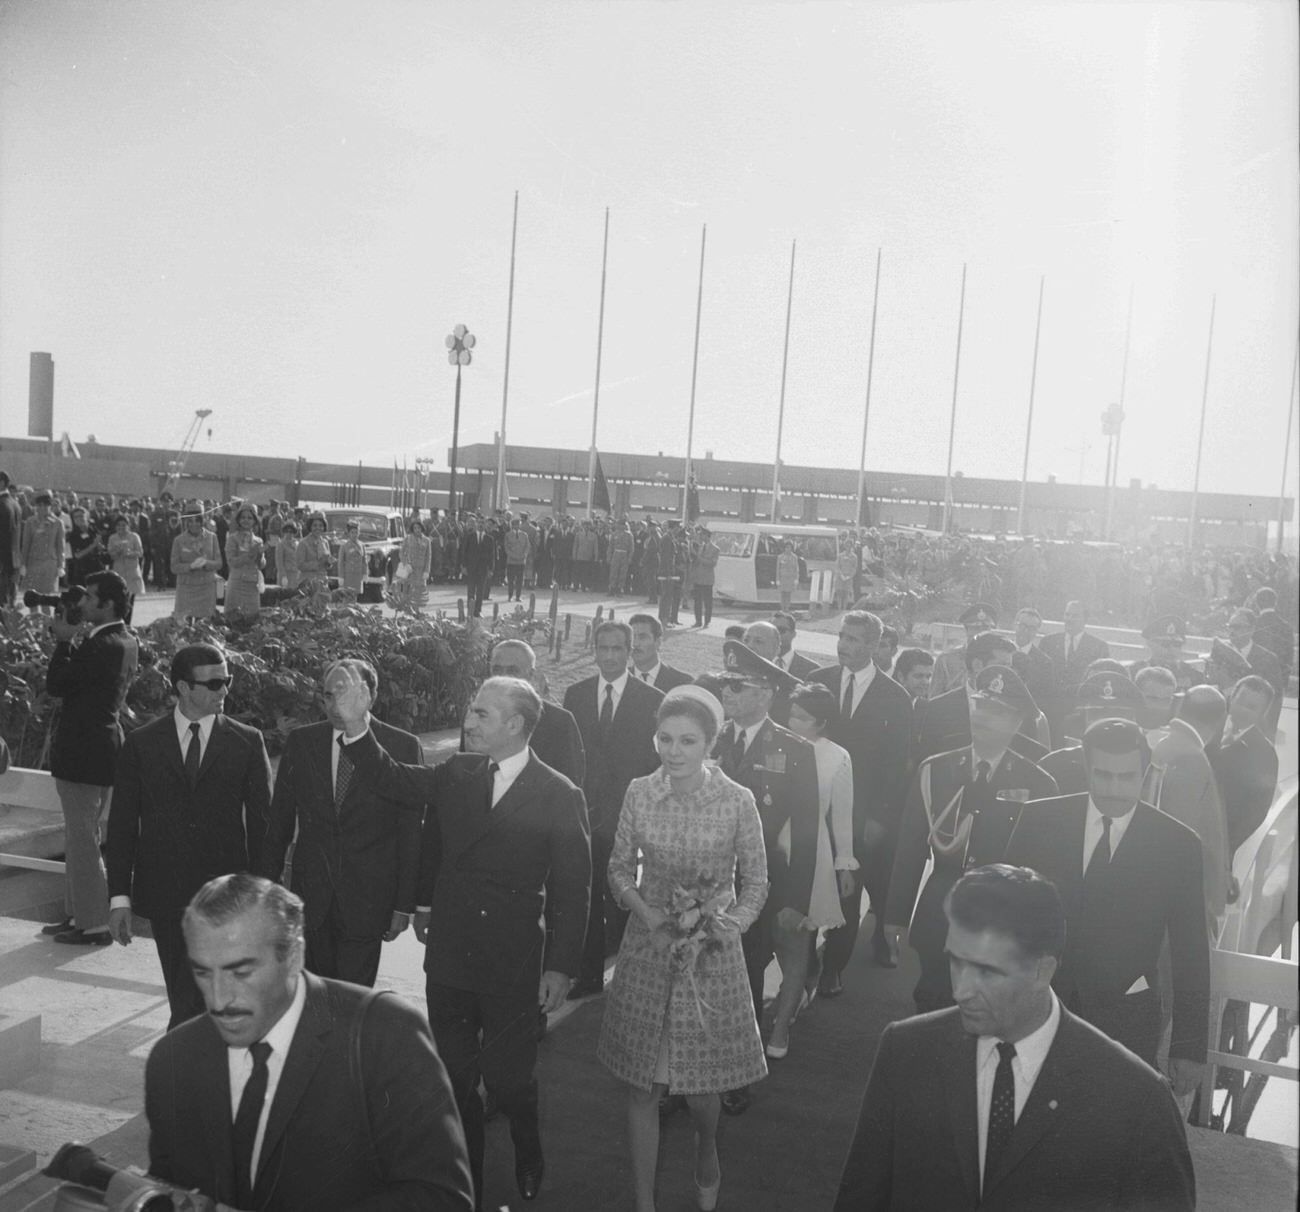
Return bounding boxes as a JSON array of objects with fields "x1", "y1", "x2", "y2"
[
  {"x1": 886, "y1": 664, "x2": 1058, "y2": 1011},
  {"x1": 929, "y1": 601, "x2": 999, "y2": 698},
  {"x1": 1040, "y1": 672, "x2": 1141, "y2": 796},
  {"x1": 1129, "y1": 615, "x2": 1202, "y2": 692},
  {"x1": 710, "y1": 639, "x2": 819, "y2": 1115}
]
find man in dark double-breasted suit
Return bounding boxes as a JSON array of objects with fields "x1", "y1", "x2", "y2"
[
  {"x1": 810, "y1": 610, "x2": 913, "y2": 982},
  {"x1": 107, "y1": 643, "x2": 273, "y2": 1029},
  {"x1": 886, "y1": 666, "x2": 1058, "y2": 1011},
  {"x1": 1004, "y1": 719, "x2": 1209, "y2": 1087},
  {"x1": 1040, "y1": 600, "x2": 1111, "y2": 745},
  {"x1": 336, "y1": 673, "x2": 590, "y2": 1210},
  {"x1": 261, "y1": 658, "x2": 424, "y2": 987},
  {"x1": 834, "y1": 864, "x2": 1195, "y2": 1212},
  {"x1": 563, "y1": 619, "x2": 663, "y2": 994}
]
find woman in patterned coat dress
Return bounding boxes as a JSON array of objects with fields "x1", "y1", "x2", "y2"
[{"x1": 598, "y1": 685, "x2": 768, "y2": 1212}]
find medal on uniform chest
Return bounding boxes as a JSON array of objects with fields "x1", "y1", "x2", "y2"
[
  {"x1": 763, "y1": 789, "x2": 773, "y2": 806},
  {"x1": 767, "y1": 751, "x2": 787, "y2": 775}
]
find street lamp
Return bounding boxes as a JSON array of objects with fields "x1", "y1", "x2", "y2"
[{"x1": 444, "y1": 324, "x2": 475, "y2": 516}]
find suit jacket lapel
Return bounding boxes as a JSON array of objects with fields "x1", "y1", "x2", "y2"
[
  {"x1": 253, "y1": 976, "x2": 332, "y2": 1206},
  {"x1": 487, "y1": 754, "x2": 542, "y2": 829},
  {"x1": 196, "y1": 715, "x2": 227, "y2": 784},
  {"x1": 160, "y1": 717, "x2": 188, "y2": 785},
  {"x1": 985, "y1": 1007, "x2": 1085, "y2": 1196},
  {"x1": 193, "y1": 1019, "x2": 237, "y2": 1202},
  {"x1": 942, "y1": 1019, "x2": 981, "y2": 1204}
]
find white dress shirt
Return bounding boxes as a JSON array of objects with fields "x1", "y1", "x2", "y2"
[
  {"x1": 1082, "y1": 797, "x2": 1136, "y2": 875},
  {"x1": 631, "y1": 662, "x2": 661, "y2": 685},
  {"x1": 976, "y1": 990, "x2": 1061, "y2": 1190},
  {"x1": 331, "y1": 715, "x2": 370, "y2": 794},
  {"x1": 598, "y1": 669, "x2": 631, "y2": 715},
  {"x1": 840, "y1": 662, "x2": 877, "y2": 715},
  {"x1": 227, "y1": 973, "x2": 308, "y2": 1183},
  {"x1": 489, "y1": 747, "x2": 530, "y2": 807},
  {"x1": 174, "y1": 706, "x2": 216, "y2": 764}
]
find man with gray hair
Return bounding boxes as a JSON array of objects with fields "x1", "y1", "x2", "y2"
[
  {"x1": 481, "y1": 639, "x2": 585, "y2": 786},
  {"x1": 334, "y1": 672, "x2": 591, "y2": 1210},
  {"x1": 260, "y1": 658, "x2": 425, "y2": 987},
  {"x1": 144, "y1": 873, "x2": 473, "y2": 1210}
]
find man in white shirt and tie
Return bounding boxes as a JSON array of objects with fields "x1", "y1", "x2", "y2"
[
  {"x1": 143, "y1": 872, "x2": 474, "y2": 1210},
  {"x1": 628, "y1": 612, "x2": 693, "y2": 691},
  {"x1": 833, "y1": 863, "x2": 1195, "y2": 1211}
]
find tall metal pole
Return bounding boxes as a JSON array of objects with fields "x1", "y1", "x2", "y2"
[
  {"x1": 448, "y1": 365, "x2": 462, "y2": 516},
  {"x1": 1013, "y1": 279, "x2": 1045, "y2": 535},
  {"x1": 943, "y1": 263, "x2": 968, "y2": 535},
  {"x1": 1187, "y1": 294, "x2": 1216, "y2": 548},
  {"x1": 683, "y1": 224, "x2": 707, "y2": 525},
  {"x1": 1016, "y1": 274, "x2": 1045, "y2": 535},
  {"x1": 1104, "y1": 284, "x2": 1135, "y2": 539},
  {"x1": 1277, "y1": 325, "x2": 1299, "y2": 553},
  {"x1": 587, "y1": 207, "x2": 611, "y2": 518},
  {"x1": 771, "y1": 239, "x2": 796, "y2": 521},
  {"x1": 855, "y1": 247, "x2": 883, "y2": 528},
  {"x1": 495, "y1": 190, "x2": 519, "y2": 514}
]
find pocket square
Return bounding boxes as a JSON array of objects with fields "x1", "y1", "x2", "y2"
[{"x1": 1126, "y1": 976, "x2": 1150, "y2": 995}]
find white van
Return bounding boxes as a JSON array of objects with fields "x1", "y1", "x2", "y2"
[{"x1": 709, "y1": 522, "x2": 841, "y2": 606}]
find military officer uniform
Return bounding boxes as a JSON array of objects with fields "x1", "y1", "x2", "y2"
[
  {"x1": 927, "y1": 602, "x2": 997, "y2": 698},
  {"x1": 886, "y1": 665, "x2": 1058, "y2": 1012},
  {"x1": 1127, "y1": 615, "x2": 1202, "y2": 692},
  {"x1": 1040, "y1": 673, "x2": 1142, "y2": 797}
]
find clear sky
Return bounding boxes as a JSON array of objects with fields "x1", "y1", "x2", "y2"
[{"x1": 1, "y1": 0, "x2": 1296, "y2": 503}]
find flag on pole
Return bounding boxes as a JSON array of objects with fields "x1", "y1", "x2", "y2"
[
  {"x1": 59, "y1": 432, "x2": 81, "y2": 459},
  {"x1": 686, "y1": 475, "x2": 701, "y2": 521},
  {"x1": 592, "y1": 449, "x2": 611, "y2": 514}
]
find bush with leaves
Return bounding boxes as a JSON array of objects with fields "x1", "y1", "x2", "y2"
[{"x1": 1, "y1": 596, "x2": 502, "y2": 764}]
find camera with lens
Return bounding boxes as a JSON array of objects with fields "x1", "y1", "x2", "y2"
[
  {"x1": 45, "y1": 1143, "x2": 217, "y2": 1212},
  {"x1": 23, "y1": 586, "x2": 87, "y2": 624}
]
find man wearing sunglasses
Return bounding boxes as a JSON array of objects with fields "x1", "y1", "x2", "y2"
[{"x1": 107, "y1": 642, "x2": 273, "y2": 1029}]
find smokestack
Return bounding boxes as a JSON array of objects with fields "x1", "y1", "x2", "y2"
[{"x1": 28, "y1": 352, "x2": 54, "y2": 438}]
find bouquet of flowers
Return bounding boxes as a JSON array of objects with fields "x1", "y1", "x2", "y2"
[{"x1": 651, "y1": 869, "x2": 743, "y2": 1027}]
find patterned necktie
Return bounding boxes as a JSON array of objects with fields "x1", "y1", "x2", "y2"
[
  {"x1": 599, "y1": 683, "x2": 615, "y2": 734},
  {"x1": 184, "y1": 721, "x2": 202, "y2": 786},
  {"x1": 233, "y1": 1040, "x2": 272, "y2": 1207},
  {"x1": 842, "y1": 673, "x2": 855, "y2": 720},
  {"x1": 984, "y1": 1041, "x2": 1017, "y2": 1189},
  {"x1": 335, "y1": 735, "x2": 353, "y2": 806}
]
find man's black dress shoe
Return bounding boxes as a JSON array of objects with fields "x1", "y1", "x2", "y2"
[
  {"x1": 53, "y1": 928, "x2": 111, "y2": 946},
  {"x1": 41, "y1": 917, "x2": 73, "y2": 936},
  {"x1": 516, "y1": 1158, "x2": 544, "y2": 1201},
  {"x1": 817, "y1": 974, "x2": 844, "y2": 998},
  {"x1": 719, "y1": 1087, "x2": 750, "y2": 1116}
]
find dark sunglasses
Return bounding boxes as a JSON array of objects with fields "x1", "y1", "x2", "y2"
[
  {"x1": 188, "y1": 676, "x2": 233, "y2": 691},
  {"x1": 718, "y1": 677, "x2": 765, "y2": 693}
]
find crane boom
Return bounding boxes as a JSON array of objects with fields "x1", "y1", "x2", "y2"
[{"x1": 162, "y1": 409, "x2": 213, "y2": 495}]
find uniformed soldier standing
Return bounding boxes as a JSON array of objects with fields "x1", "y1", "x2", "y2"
[
  {"x1": 711, "y1": 640, "x2": 820, "y2": 1116},
  {"x1": 1040, "y1": 672, "x2": 1142, "y2": 796},
  {"x1": 885, "y1": 664, "x2": 1058, "y2": 1012},
  {"x1": 927, "y1": 601, "x2": 998, "y2": 698},
  {"x1": 1128, "y1": 615, "x2": 1202, "y2": 692}
]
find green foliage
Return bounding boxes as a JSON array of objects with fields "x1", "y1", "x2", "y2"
[{"x1": 1, "y1": 599, "x2": 500, "y2": 764}]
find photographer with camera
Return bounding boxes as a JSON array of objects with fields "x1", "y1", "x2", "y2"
[{"x1": 44, "y1": 569, "x2": 139, "y2": 946}]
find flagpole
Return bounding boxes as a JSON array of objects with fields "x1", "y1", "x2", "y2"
[
  {"x1": 1187, "y1": 294, "x2": 1216, "y2": 548},
  {"x1": 1104, "y1": 284, "x2": 1135, "y2": 539},
  {"x1": 496, "y1": 190, "x2": 519, "y2": 514},
  {"x1": 854, "y1": 247, "x2": 883, "y2": 528},
  {"x1": 1277, "y1": 325, "x2": 1299, "y2": 553},
  {"x1": 1016, "y1": 275, "x2": 1045, "y2": 535},
  {"x1": 943, "y1": 263, "x2": 968, "y2": 535},
  {"x1": 586, "y1": 207, "x2": 611, "y2": 519},
  {"x1": 770, "y1": 239, "x2": 796, "y2": 522},
  {"x1": 683, "y1": 224, "x2": 707, "y2": 525}
]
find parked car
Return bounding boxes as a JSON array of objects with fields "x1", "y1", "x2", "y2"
[{"x1": 321, "y1": 508, "x2": 406, "y2": 601}]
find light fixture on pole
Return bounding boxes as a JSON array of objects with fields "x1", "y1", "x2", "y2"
[{"x1": 444, "y1": 324, "x2": 475, "y2": 516}]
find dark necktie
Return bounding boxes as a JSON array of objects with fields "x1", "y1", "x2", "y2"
[
  {"x1": 984, "y1": 1041, "x2": 1017, "y2": 1189},
  {"x1": 335, "y1": 735, "x2": 353, "y2": 806},
  {"x1": 184, "y1": 721, "x2": 201, "y2": 786},
  {"x1": 841, "y1": 673, "x2": 855, "y2": 720},
  {"x1": 486, "y1": 760, "x2": 500, "y2": 809},
  {"x1": 731, "y1": 725, "x2": 747, "y2": 770},
  {"x1": 599, "y1": 683, "x2": 614, "y2": 734},
  {"x1": 975, "y1": 760, "x2": 991, "y2": 786},
  {"x1": 233, "y1": 1040, "x2": 272, "y2": 1206},
  {"x1": 1083, "y1": 816, "x2": 1113, "y2": 900}
]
